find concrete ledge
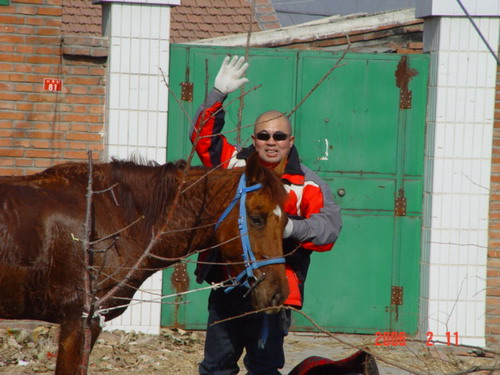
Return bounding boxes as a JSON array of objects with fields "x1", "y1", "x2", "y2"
[{"x1": 62, "y1": 35, "x2": 109, "y2": 58}]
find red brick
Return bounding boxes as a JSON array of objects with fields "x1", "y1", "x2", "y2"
[
  {"x1": 25, "y1": 55, "x2": 61, "y2": 65},
  {"x1": 0, "y1": 159, "x2": 15, "y2": 167},
  {"x1": 64, "y1": 150, "x2": 91, "y2": 159},
  {"x1": 37, "y1": 6, "x2": 62, "y2": 17},
  {"x1": 12, "y1": 139, "x2": 31, "y2": 148},
  {"x1": 25, "y1": 149, "x2": 62, "y2": 159},
  {"x1": 15, "y1": 159, "x2": 34, "y2": 167},
  {"x1": 0, "y1": 149, "x2": 24, "y2": 157},
  {"x1": 31, "y1": 140, "x2": 51, "y2": 148},
  {"x1": 66, "y1": 132, "x2": 102, "y2": 142},
  {"x1": 0, "y1": 15, "x2": 26, "y2": 24},
  {"x1": 34, "y1": 159, "x2": 56, "y2": 168}
]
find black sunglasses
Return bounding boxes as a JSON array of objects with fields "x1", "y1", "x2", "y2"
[{"x1": 255, "y1": 132, "x2": 289, "y2": 141}]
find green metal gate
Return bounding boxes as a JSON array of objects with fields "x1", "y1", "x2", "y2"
[{"x1": 162, "y1": 45, "x2": 429, "y2": 335}]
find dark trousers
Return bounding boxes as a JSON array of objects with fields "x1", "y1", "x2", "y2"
[{"x1": 199, "y1": 288, "x2": 291, "y2": 375}]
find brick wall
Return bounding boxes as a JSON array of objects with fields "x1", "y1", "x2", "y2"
[
  {"x1": 486, "y1": 59, "x2": 500, "y2": 348},
  {"x1": 0, "y1": 0, "x2": 107, "y2": 176}
]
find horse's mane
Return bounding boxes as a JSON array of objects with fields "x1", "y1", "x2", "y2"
[
  {"x1": 107, "y1": 158, "x2": 187, "y2": 226},
  {"x1": 107, "y1": 156, "x2": 286, "y2": 226},
  {"x1": 257, "y1": 166, "x2": 288, "y2": 209}
]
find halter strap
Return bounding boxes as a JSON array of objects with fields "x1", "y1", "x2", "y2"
[
  {"x1": 215, "y1": 173, "x2": 285, "y2": 293},
  {"x1": 215, "y1": 174, "x2": 262, "y2": 230}
]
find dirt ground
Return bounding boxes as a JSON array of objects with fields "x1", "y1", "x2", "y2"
[{"x1": 0, "y1": 323, "x2": 499, "y2": 374}]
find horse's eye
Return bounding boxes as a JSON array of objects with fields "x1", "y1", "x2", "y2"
[{"x1": 249, "y1": 215, "x2": 265, "y2": 228}]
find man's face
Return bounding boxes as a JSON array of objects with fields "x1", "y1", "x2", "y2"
[{"x1": 251, "y1": 112, "x2": 294, "y2": 166}]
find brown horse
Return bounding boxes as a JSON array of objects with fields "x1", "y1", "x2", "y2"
[{"x1": 0, "y1": 153, "x2": 289, "y2": 374}]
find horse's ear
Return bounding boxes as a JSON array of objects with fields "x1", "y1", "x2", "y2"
[{"x1": 245, "y1": 152, "x2": 265, "y2": 186}]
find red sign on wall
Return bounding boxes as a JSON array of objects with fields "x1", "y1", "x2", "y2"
[{"x1": 43, "y1": 78, "x2": 63, "y2": 92}]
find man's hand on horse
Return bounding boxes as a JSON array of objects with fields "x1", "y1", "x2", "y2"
[{"x1": 214, "y1": 55, "x2": 249, "y2": 95}]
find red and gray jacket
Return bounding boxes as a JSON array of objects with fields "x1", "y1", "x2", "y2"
[{"x1": 190, "y1": 88, "x2": 342, "y2": 308}]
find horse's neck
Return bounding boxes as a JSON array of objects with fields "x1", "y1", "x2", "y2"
[{"x1": 143, "y1": 168, "x2": 240, "y2": 266}]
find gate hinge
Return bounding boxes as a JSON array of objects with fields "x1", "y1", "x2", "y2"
[
  {"x1": 391, "y1": 286, "x2": 403, "y2": 305},
  {"x1": 180, "y1": 81, "x2": 193, "y2": 102},
  {"x1": 394, "y1": 188, "x2": 406, "y2": 216},
  {"x1": 395, "y1": 55, "x2": 418, "y2": 110}
]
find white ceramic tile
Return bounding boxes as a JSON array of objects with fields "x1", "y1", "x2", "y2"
[
  {"x1": 151, "y1": 39, "x2": 163, "y2": 73},
  {"x1": 130, "y1": 38, "x2": 141, "y2": 74},
  {"x1": 147, "y1": 76, "x2": 159, "y2": 111},
  {"x1": 120, "y1": 5, "x2": 132, "y2": 38},
  {"x1": 129, "y1": 7, "x2": 141, "y2": 37},
  {"x1": 137, "y1": 112, "x2": 149, "y2": 146},
  {"x1": 108, "y1": 75, "x2": 120, "y2": 109},
  {"x1": 156, "y1": 147, "x2": 167, "y2": 164},
  {"x1": 119, "y1": 38, "x2": 131, "y2": 73},
  {"x1": 142, "y1": 147, "x2": 155, "y2": 161},
  {"x1": 107, "y1": 110, "x2": 120, "y2": 144},
  {"x1": 112, "y1": 4, "x2": 123, "y2": 37},
  {"x1": 128, "y1": 111, "x2": 139, "y2": 146},
  {"x1": 118, "y1": 111, "x2": 129, "y2": 145},
  {"x1": 148, "y1": 112, "x2": 158, "y2": 145},
  {"x1": 157, "y1": 112, "x2": 167, "y2": 147},
  {"x1": 129, "y1": 74, "x2": 143, "y2": 110},
  {"x1": 429, "y1": 241, "x2": 446, "y2": 265},
  {"x1": 451, "y1": 52, "x2": 467, "y2": 87},
  {"x1": 430, "y1": 196, "x2": 443, "y2": 228},
  {"x1": 428, "y1": 264, "x2": 441, "y2": 300},
  {"x1": 148, "y1": 7, "x2": 161, "y2": 39},
  {"x1": 109, "y1": 43, "x2": 121, "y2": 73},
  {"x1": 138, "y1": 39, "x2": 150, "y2": 75},
  {"x1": 432, "y1": 122, "x2": 447, "y2": 161},
  {"x1": 158, "y1": 80, "x2": 169, "y2": 112}
]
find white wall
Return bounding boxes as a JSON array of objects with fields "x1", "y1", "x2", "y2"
[
  {"x1": 99, "y1": 0, "x2": 176, "y2": 334},
  {"x1": 418, "y1": 0, "x2": 499, "y2": 346}
]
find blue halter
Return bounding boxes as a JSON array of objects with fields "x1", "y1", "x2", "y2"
[{"x1": 215, "y1": 173, "x2": 286, "y2": 293}]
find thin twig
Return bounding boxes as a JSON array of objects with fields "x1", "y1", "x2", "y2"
[
  {"x1": 236, "y1": 0, "x2": 255, "y2": 144},
  {"x1": 80, "y1": 150, "x2": 95, "y2": 375}
]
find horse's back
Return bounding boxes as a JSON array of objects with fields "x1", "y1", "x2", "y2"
[{"x1": 0, "y1": 173, "x2": 87, "y2": 321}]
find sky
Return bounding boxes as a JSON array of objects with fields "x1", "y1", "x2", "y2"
[{"x1": 270, "y1": 0, "x2": 417, "y2": 26}]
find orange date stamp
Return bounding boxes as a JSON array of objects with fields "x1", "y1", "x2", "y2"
[{"x1": 374, "y1": 331, "x2": 459, "y2": 346}]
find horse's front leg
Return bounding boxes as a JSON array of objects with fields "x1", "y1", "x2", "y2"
[{"x1": 56, "y1": 317, "x2": 102, "y2": 375}]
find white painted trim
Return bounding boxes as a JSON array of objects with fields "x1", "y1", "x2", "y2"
[{"x1": 416, "y1": 0, "x2": 500, "y2": 18}]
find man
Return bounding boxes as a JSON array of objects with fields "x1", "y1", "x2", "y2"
[{"x1": 190, "y1": 55, "x2": 342, "y2": 375}]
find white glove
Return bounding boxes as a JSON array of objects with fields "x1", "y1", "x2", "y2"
[
  {"x1": 283, "y1": 219, "x2": 294, "y2": 239},
  {"x1": 214, "y1": 55, "x2": 249, "y2": 95}
]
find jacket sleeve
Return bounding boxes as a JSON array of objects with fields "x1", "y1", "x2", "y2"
[
  {"x1": 190, "y1": 88, "x2": 238, "y2": 169},
  {"x1": 289, "y1": 165, "x2": 342, "y2": 252}
]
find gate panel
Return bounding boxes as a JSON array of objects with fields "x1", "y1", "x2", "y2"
[{"x1": 162, "y1": 45, "x2": 428, "y2": 334}]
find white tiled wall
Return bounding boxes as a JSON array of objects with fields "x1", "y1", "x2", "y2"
[
  {"x1": 104, "y1": 2, "x2": 170, "y2": 163},
  {"x1": 102, "y1": 2, "x2": 173, "y2": 334},
  {"x1": 420, "y1": 15, "x2": 499, "y2": 346},
  {"x1": 416, "y1": 0, "x2": 500, "y2": 18}
]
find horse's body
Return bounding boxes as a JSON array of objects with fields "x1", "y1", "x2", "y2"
[{"x1": 0, "y1": 154, "x2": 289, "y2": 374}]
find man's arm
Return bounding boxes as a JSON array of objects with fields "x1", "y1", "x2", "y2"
[
  {"x1": 285, "y1": 165, "x2": 342, "y2": 251},
  {"x1": 189, "y1": 56, "x2": 248, "y2": 168}
]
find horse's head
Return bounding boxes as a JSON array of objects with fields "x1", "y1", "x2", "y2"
[{"x1": 215, "y1": 153, "x2": 289, "y2": 313}]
